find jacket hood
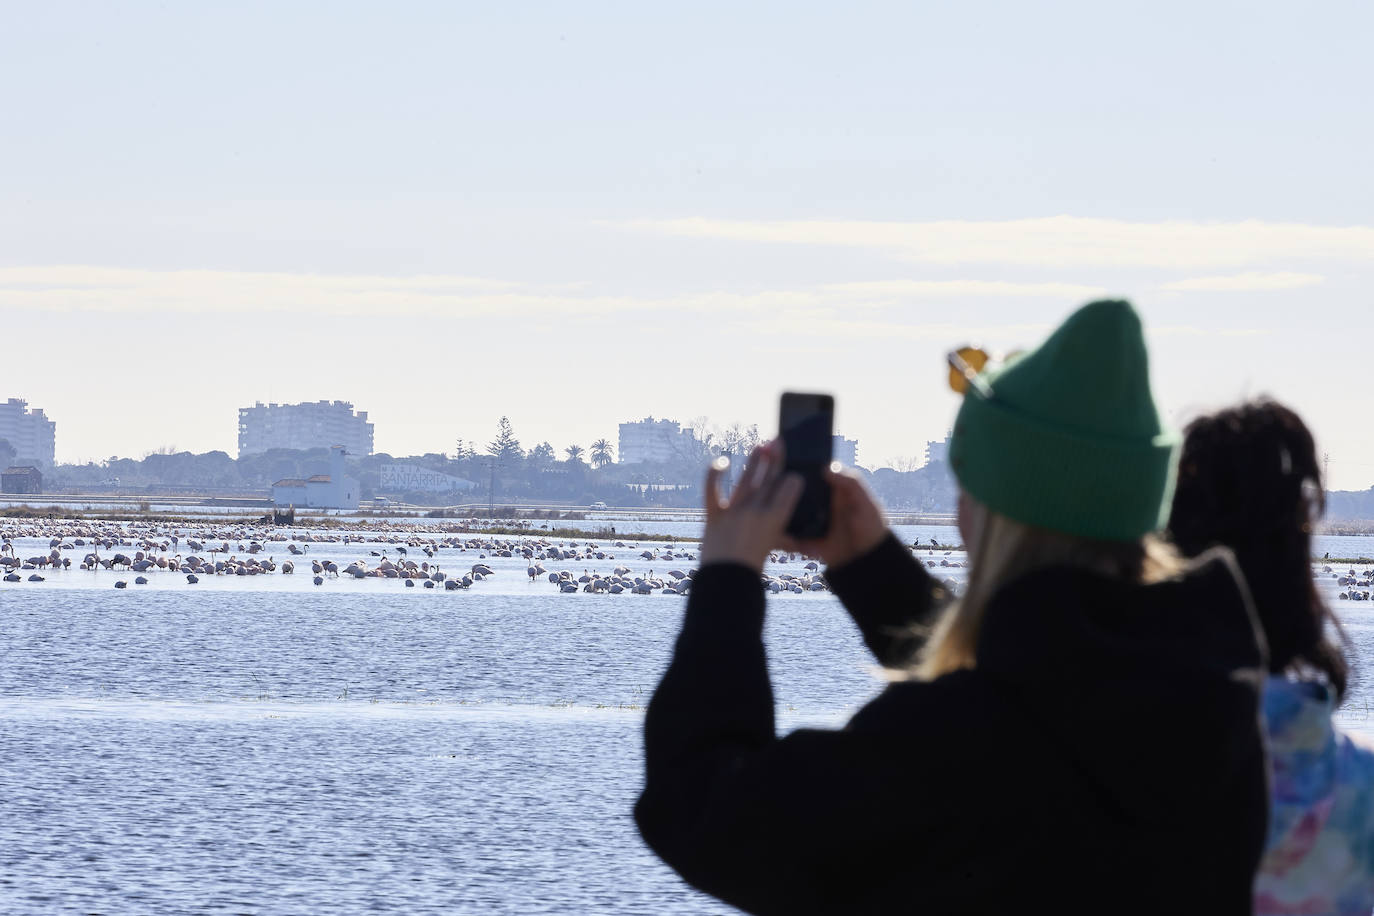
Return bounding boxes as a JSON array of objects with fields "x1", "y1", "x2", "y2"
[{"x1": 974, "y1": 547, "x2": 1268, "y2": 824}]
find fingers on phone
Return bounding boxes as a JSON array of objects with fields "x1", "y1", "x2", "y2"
[
  {"x1": 826, "y1": 469, "x2": 856, "y2": 502},
  {"x1": 704, "y1": 458, "x2": 728, "y2": 515},
  {"x1": 773, "y1": 472, "x2": 805, "y2": 522},
  {"x1": 748, "y1": 446, "x2": 775, "y2": 496},
  {"x1": 746, "y1": 445, "x2": 791, "y2": 505}
]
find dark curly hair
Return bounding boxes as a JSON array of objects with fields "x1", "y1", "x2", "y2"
[{"x1": 1169, "y1": 399, "x2": 1349, "y2": 701}]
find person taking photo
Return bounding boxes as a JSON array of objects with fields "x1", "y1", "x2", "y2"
[{"x1": 635, "y1": 300, "x2": 1270, "y2": 914}]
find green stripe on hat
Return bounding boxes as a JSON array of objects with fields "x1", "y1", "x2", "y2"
[{"x1": 948, "y1": 300, "x2": 1180, "y2": 541}]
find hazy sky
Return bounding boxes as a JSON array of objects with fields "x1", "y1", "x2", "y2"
[{"x1": 4, "y1": 2, "x2": 1373, "y2": 487}]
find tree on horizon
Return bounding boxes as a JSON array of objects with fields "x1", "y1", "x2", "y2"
[
  {"x1": 564, "y1": 443, "x2": 585, "y2": 464},
  {"x1": 529, "y1": 441, "x2": 556, "y2": 467},
  {"x1": 454, "y1": 437, "x2": 480, "y2": 461},
  {"x1": 590, "y1": 438, "x2": 614, "y2": 468},
  {"x1": 487, "y1": 417, "x2": 524, "y2": 464}
]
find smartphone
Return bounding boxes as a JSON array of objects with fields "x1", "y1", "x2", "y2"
[{"x1": 779, "y1": 392, "x2": 834, "y2": 539}]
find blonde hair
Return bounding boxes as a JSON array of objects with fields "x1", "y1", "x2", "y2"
[{"x1": 911, "y1": 504, "x2": 1185, "y2": 680}]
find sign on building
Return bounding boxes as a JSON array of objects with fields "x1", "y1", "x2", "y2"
[{"x1": 379, "y1": 464, "x2": 476, "y2": 493}]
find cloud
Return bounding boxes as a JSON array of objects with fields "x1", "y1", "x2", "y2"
[
  {"x1": 821, "y1": 279, "x2": 1109, "y2": 300},
  {"x1": 0, "y1": 266, "x2": 534, "y2": 316},
  {"x1": 734, "y1": 316, "x2": 1056, "y2": 342},
  {"x1": 0, "y1": 265, "x2": 524, "y2": 294},
  {"x1": 1147, "y1": 325, "x2": 1272, "y2": 338},
  {"x1": 0, "y1": 265, "x2": 1111, "y2": 319},
  {"x1": 1159, "y1": 271, "x2": 1326, "y2": 292},
  {"x1": 738, "y1": 314, "x2": 1272, "y2": 344},
  {"x1": 619, "y1": 216, "x2": 1374, "y2": 269},
  {"x1": 0, "y1": 265, "x2": 1303, "y2": 341},
  {"x1": 0, "y1": 265, "x2": 682, "y2": 318}
]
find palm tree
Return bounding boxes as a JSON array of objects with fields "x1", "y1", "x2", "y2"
[
  {"x1": 564, "y1": 444, "x2": 585, "y2": 464},
  {"x1": 590, "y1": 438, "x2": 614, "y2": 469}
]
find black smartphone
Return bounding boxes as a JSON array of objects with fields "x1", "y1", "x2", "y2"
[{"x1": 779, "y1": 392, "x2": 834, "y2": 539}]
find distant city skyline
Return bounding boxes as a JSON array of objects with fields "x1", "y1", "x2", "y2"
[
  {"x1": 6, "y1": 395, "x2": 884, "y2": 469},
  {"x1": 2, "y1": 4, "x2": 1371, "y2": 487}
]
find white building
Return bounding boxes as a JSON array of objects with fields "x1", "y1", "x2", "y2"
[
  {"x1": 271, "y1": 445, "x2": 360, "y2": 509},
  {"x1": 239, "y1": 400, "x2": 374, "y2": 458},
  {"x1": 618, "y1": 416, "x2": 697, "y2": 464},
  {"x1": 832, "y1": 435, "x2": 859, "y2": 467},
  {"x1": 0, "y1": 398, "x2": 56, "y2": 467}
]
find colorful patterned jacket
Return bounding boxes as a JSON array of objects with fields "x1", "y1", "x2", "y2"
[{"x1": 1257, "y1": 676, "x2": 1374, "y2": 915}]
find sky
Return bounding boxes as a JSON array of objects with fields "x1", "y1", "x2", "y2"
[{"x1": 3, "y1": 1, "x2": 1373, "y2": 486}]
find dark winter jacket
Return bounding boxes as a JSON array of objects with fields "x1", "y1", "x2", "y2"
[{"x1": 635, "y1": 534, "x2": 1269, "y2": 914}]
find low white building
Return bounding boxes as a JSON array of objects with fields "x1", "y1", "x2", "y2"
[{"x1": 271, "y1": 445, "x2": 360, "y2": 509}]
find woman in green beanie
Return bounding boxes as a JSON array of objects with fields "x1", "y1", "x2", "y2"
[{"x1": 635, "y1": 300, "x2": 1270, "y2": 914}]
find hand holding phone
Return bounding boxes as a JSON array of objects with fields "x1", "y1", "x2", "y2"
[
  {"x1": 781, "y1": 468, "x2": 889, "y2": 569},
  {"x1": 698, "y1": 445, "x2": 803, "y2": 571},
  {"x1": 779, "y1": 392, "x2": 834, "y2": 539}
]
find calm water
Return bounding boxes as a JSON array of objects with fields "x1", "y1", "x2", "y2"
[
  {"x1": 0, "y1": 540, "x2": 879, "y2": 916},
  {"x1": 3, "y1": 532, "x2": 1374, "y2": 914}
]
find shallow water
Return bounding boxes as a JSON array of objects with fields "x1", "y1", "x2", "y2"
[
  {"x1": 4, "y1": 536, "x2": 1374, "y2": 914},
  {"x1": 0, "y1": 568, "x2": 873, "y2": 915}
]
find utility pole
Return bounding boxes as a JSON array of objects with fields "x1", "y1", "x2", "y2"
[
  {"x1": 488, "y1": 456, "x2": 497, "y2": 516},
  {"x1": 1324, "y1": 452, "x2": 1330, "y2": 486}
]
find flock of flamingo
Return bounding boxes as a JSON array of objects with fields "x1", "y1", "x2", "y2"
[
  {"x1": 1325, "y1": 566, "x2": 1374, "y2": 601},
  {"x1": 0, "y1": 518, "x2": 970, "y2": 597}
]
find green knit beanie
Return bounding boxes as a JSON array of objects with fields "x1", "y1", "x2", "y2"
[{"x1": 948, "y1": 299, "x2": 1180, "y2": 541}]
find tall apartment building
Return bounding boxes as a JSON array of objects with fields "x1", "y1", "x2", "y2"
[
  {"x1": 238, "y1": 400, "x2": 374, "y2": 458},
  {"x1": 617, "y1": 416, "x2": 697, "y2": 464},
  {"x1": 925, "y1": 431, "x2": 952, "y2": 466},
  {"x1": 0, "y1": 398, "x2": 56, "y2": 467},
  {"x1": 832, "y1": 434, "x2": 859, "y2": 468}
]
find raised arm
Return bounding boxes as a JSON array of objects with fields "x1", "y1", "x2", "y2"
[
  {"x1": 636, "y1": 560, "x2": 936, "y2": 914},
  {"x1": 785, "y1": 471, "x2": 952, "y2": 667},
  {"x1": 825, "y1": 533, "x2": 952, "y2": 667}
]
